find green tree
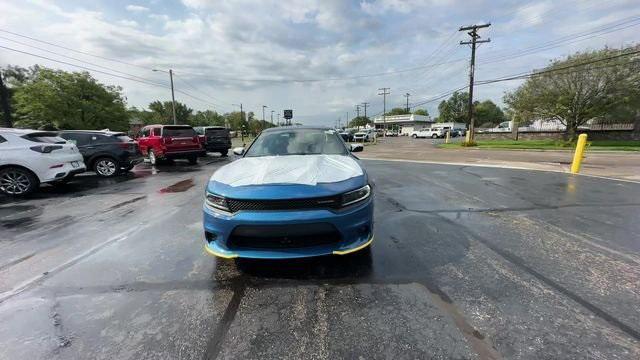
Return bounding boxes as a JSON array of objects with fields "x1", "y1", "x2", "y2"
[
  {"x1": 437, "y1": 91, "x2": 469, "y2": 124},
  {"x1": 225, "y1": 111, "x2": 249, "y2": 131},
  {"x1": 148, "y1": 100, "x2": 192, "y2": 124},
  {"x1": 12, "y1": 67, "x2": 128, "y2": 130},
  {"x1": 504, "y1": 46, "x2": 640, "y2": 139},
  {"x1": 385, "y1": 107, "x2": 410, "y2": 116},
  {"x1": 474, "y1": 100, "x2": 506, "y2": 127},
  {"x1": 348, "y1": 116, "x2": 371, "y2": 127},
  {"x1": 413, "y1": 108, "x2": 429, "y2": 116},
  {"x1": 189, "y1": 110, "x2": 225, "y2": 127}
]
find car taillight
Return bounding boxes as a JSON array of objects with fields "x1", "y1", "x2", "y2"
[
  {"x1": 30, "y1": 145, "x2": 63, "y2": 153},
  {"x1": 193, "y1": 136, "x2": 199, "y2": 143}
]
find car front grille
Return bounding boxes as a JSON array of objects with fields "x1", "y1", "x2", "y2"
[
  {"x1": 228, "y1": 223, "x2": 341, "y2": 249},
  {"x1": 226, "y1": 196, "x2": 341, "y2": 213}
]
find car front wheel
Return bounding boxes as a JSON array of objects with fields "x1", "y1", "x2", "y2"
[
  {"x1": 431, "y1": 134, "x2": 438, "y2": 139},
  {"x1": 412, "y1": 134, "x2": 417, "y2": 138},
  {"x1": 94, "y1": 157, "x2": 119, "y2": 177},
  {"x1": 0, "y1": 167, "x2": 39, "y2": 196}
]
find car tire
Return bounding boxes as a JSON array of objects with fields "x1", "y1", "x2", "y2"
[
  {"x1": 0, "y1": 167, "x2": 39, "y2": 196},
  {"x1": 148, "y1": 149, "x2": 157, "y2": 166},
  {"x1": 188, "y1": 156, "x2": 198, "y2": 165},
  {"x1": 94, "y1": 157, "x2": 119, "y2": 177},
  {"x1": 431, "y1": 134, "x2": 438, "y2": 139},
  {"x1": 220, "y1": 149, "x2": 229, "y2": 157},
  {"x1": 412, "y1": 134, "x2": 417, "y2": 138}
]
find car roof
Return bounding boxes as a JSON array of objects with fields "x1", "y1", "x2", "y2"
[
  {"x1": 144, "y1": 124, "x2": 193, "y2": 128},
  {"x1": 0, "y1": 128, "x2": 58, "y2": 135},
  {"x1": 59, "y1": 129, "x2": 126, "y2": 135},
  {"x1": 262, "y1": 126, "x2": 332, "y2": 133}
]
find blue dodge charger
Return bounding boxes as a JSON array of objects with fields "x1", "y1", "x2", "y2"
[{"x1": 202, "y1": 127, "x2": 373, "y2": 259}]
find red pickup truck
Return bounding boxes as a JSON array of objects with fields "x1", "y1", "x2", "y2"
[{"x1": 136, "y1": 125, "x2": 205, "y2": 165}]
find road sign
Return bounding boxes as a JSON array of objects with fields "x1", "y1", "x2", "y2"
[{"x1": 283, "y1": 109, "x2": 293, "y2": 120}]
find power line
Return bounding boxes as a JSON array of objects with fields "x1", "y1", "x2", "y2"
[
  {"x1": 0, "y1": 35, "x2": 168, "y2": 86},
  {"x1": 475, "y1": 48, "x2": 640, "y2": 85},
  {"x1": 0, "y1": 44, "x2": 225, "y2": 111},
  {"x1": 0, "y1": 28, "x2": 156, "y2": 71}
]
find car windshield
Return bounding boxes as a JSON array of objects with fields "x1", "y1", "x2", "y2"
[
  {"x1": 245, "y1": 129, "x2": 347, "y2": 157},
  {"x1": 205, "y1": 128, "x2": 229, "y2": 137},
  {"x1": 163, "y1": 126, "x2": 195, "y2": 137}
]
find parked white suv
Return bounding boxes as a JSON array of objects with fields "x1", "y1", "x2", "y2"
[
  {"x1": 0, "y1": 128, "x2": 86, "y2": 196},
  {"x1": 410, "y1": 128, "x2": 445, "y2": 139}
]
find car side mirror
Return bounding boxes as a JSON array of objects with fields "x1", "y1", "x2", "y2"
[
  {"x1": 233, "y1": 147, "x2": 245, "y2": 155},
  {"x1": 350, "y1": 143, "x2": 363, "y2": 152}
]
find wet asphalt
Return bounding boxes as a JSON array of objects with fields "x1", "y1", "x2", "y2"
[{"x1": 0, "y1": 155, "x2": 639, "y2": 359}]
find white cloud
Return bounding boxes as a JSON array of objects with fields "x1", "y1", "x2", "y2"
[
  {"x1": 125, "y1": 5, "x2": 149, "y2": 13},
  {"x1": 1, "y1": 0, "x2": 639, "y2": 125}
]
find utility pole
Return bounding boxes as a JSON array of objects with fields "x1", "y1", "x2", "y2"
[
  {"x1": 459, "y1": 23, "x2": 490, "y2": 142},
  {"x1": 404, "y1": 93, "x2": 411, "y2": 113},
  {"x1": 0, "y1": 70, "x2": 13, "y2": 128},
  {"x1": 355, "y1": 104, "x2": 360, "y2": 118},
  {"x1": 378, "y1": 88, "x2": 390, "y2": 136},
  {"x1": 277, "y1": 112, "x2": 280, "y2": 126},
  {"x1": 270, "y1": 110, "x2": 274, "y2": 126},
  {"x1": 153, "y1": 69, "x2": 177, "y2": 124},
  {"x1": 361, "y1": 102, "x2": 369, "y2": 120}
]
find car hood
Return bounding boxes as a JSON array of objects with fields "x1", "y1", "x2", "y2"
[{"x1": 207, "y1": 154, "x2": 367, "y2": 199}]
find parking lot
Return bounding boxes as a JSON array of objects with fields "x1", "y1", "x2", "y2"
[{"x1": 1, "y1": 155, "x2": 639, "y2": 359}]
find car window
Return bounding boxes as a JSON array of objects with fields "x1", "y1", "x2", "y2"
[
  {"x1": 22, "y1": 132, "x2": 66, "y2": 144},
  {"x1": 0, "y1": 135, "x2": 6, "y2": 143},
  {"x1": 245, "y1": 129, "x2": 347, "y2": 157},
  {"x1": 205, "y1": 128, "x2": 229, "y2": 137},
  {"x1": 60, "y1": 133, "x2": 94, "y2": 146},
  {"x1": 140, "y1": 128, "x2": 150, "y2": 137},
  {"x1": 163, "y1": 126, "x2": 196, "y2": 137},
  {"x1": 151, "y1": 128, "x2": 160, "y2": 136}
]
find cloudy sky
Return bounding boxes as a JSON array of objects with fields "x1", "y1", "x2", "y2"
[{"x1": 1, "y1": 0, "x2": 639, "y2": 126}]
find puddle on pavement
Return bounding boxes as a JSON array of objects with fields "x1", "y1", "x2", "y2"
[{"x1": 159, "y1": 179, "x2": 195, "y2": 193}]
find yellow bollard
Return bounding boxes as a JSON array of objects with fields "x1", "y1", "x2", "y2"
[
  {"x1": 445, "y1": 130, "x2": 450, "y2": 144},
  {"x1": 570, "y1": 134, "x2": 588, "y2": 174}
]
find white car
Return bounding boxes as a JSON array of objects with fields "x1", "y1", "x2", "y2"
[
  {"x1": 353, "y1": 132, "x2": 369, "y2": 142},
  {"x1": 410, "y1": 128, "x2": 445, "y2": 139},
  {"x1": 0, "y1": 128, "x2": 86, "y2": 196}
]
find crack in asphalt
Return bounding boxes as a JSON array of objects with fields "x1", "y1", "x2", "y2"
[
  {"x1": 203, "y1": 281, "x2": 247, "y2": 360},
  {"x1": 380, "y1": 191, "x2": 640, "y2": 342}
]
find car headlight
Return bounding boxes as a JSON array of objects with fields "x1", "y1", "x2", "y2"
[
  {"x1": 205, "y1": 192, "x2": 230, "y2": 212},
  {"x1": 341, "y1": 185, "x2": 371, "y2": 207}
]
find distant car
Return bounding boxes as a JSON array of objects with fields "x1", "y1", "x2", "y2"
[
  {"x1": 202, "y1": 127, "x2": 372, "y2": 259},
  {"x1": 58, "y1": 130, "x2": 143, "y2": 177},
  {"x1": 410, "y1": 128, "x2": 445, "y2": 139},
  {"x1": 353, "y1": 132, "x2": 369, "y2": 142},
  {"x1": 454, "y1": 128, "x2": 466, "y2": 137},
  {"x1": 0, "y1": 128, "x2": 85, "y2": 196},
  {"x1": 194, "y1": 126, "x2": 232, "y2": 156},
  {"x1": 136, "y1": 125, "x2": 205, "y2": 165},
  {"x1": 339, "y1": 131, "x2": 354, "y2": 142},
  {"x1": 384, "y1": 130, "x2": 398, "y2": 137}
]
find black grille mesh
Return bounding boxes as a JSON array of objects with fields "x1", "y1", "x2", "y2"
[{"x1": 226, "y1": 196, "x2": 341, "y2": 213}]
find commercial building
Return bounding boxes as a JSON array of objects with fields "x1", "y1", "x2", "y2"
[{"x1": 373, "y1": 114, "x2": 434, "y2": 135}]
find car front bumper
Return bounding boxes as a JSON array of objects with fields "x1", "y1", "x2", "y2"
[{"x1": 202, "y1": 197, "x2": 374, "y2": 259}]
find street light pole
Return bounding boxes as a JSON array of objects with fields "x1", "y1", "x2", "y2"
[{"x1": 271, "y1": 110, "x2": 274, "y2": 126}]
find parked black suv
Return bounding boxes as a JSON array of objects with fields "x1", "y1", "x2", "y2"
[
  {"x1": 58, "y1": 130, "x2": 143, "y2": 177},
  {"x1": 194, "y1": 126, "x2": 231, "y2": 156}
]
